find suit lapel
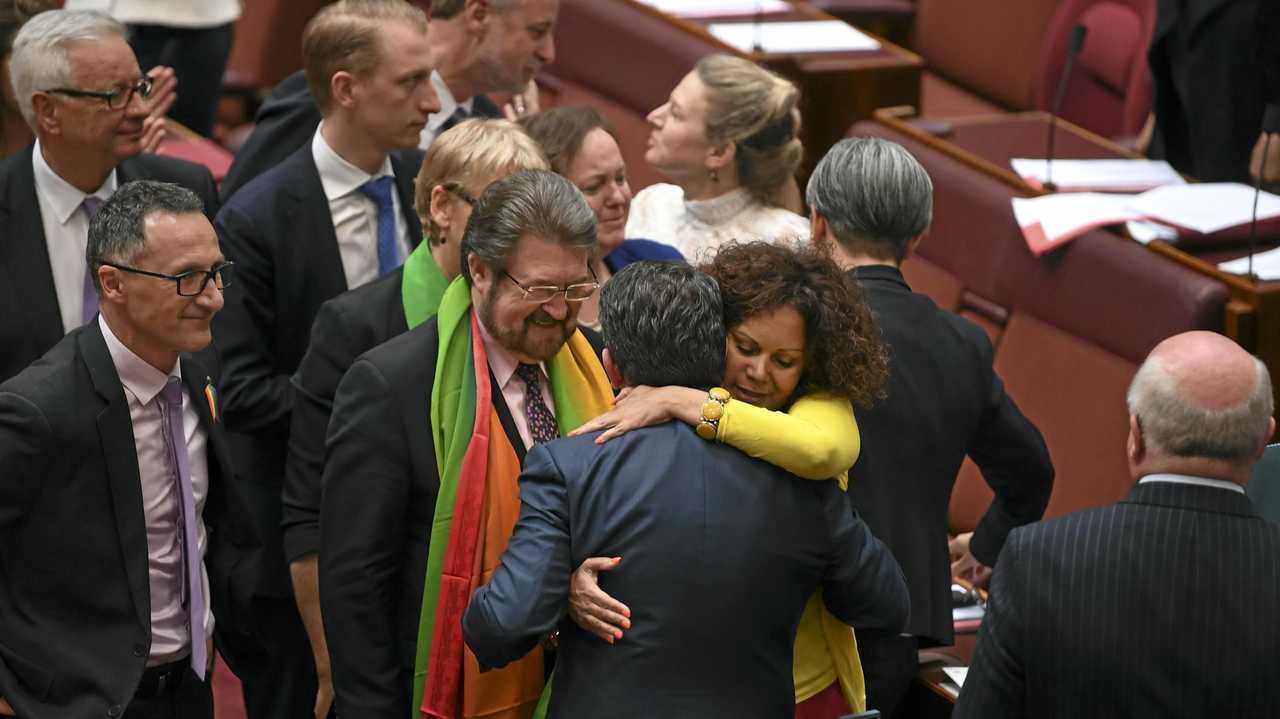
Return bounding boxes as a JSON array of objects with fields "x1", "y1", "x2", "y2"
[
  {"x1": 292, "y1": 149, "x2": 348, "y2": 295},
  {"x1": 391, "y1": 152, "x2": 424, "y2": 250},
  {"x1": 80, "y1": 324, "x2": 152, "y2": 630},
  {"x1": 1, "y1": 145, "x2": 63, "y2": 349},
  {"x1": 490, "y1": 371, "x2": 527, "y2": 465},
  {"x1": 180, "y1": 358, "x2": 248, "y2": 547}
]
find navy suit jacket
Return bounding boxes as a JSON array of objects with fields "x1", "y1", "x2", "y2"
[
  {"x1": 955, "y1": 481, "x2": 1280, "y2": 718},
  {"x1": 0, "y1": 145, "x2": 220, "y2": 384},
  {"x1": 212, "y1": 143, "x2": 422, "y2": 598},
  {"x1": 0, "y1": 323, "x2": 262, "y2": 719},
  {"x1": 464, "y1": 422, "x2": 910, "y2": 719}
]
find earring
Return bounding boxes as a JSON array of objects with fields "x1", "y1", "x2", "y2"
[{"x1": 709, "y1": 167, "x2": 719, "y2": 183}]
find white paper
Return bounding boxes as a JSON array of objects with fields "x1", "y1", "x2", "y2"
[
  {"x1": 1011, "y1": 158, "x2": 1184, "y2": 193},
  {"x1": 1125, "y1": 220, "x2": 1180, "y2": 245},
  {"x1": 708, "y1": 20, "x2": 881, "y2": 54},
  {"x1": 1126, "y1": 183, "x2": 1280, "y2": 235},
  {"x1": 638, "y1": 0, "x2": 789, "y2": 18},
  {"x1": 943, "y1": 667, "x2": 969, "y2": 688},
  {"x1": 1218, "y1": 246, "x2": 1280, "y2": 280},
  {"x1": 1011, "y1": 193, "x2": 1138, "y2": 253}
]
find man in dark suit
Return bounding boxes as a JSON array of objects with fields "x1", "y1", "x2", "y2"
[
  {"x1": 956, "y1": 330, "x2": 1280, "y2": 717},
  {"x1": 219, "y1": 0, "x2": 558, "y2": 200},
  {"x1": 0, "y1": 180, "x2": 260, "y2": 719},
  {"x1": 0, "y1": 9, "x2": 219, "y2": 384},
  {"x1": 462, "y1": 261, "x2": 910, "y2": 718},
  {"x1": 806, "y1": 137, "x2": 1055, "y2": 717},
  {"x1": 320, "y1": 170, "x2": 607, "y2": 717},
  {"x1": 210, "y1": 2, "x2": 437, "y2": 717}
]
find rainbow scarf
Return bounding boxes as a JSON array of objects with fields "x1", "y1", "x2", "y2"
[{"x1": 413, "y1": 277, "x2": 613, "y2": 719}]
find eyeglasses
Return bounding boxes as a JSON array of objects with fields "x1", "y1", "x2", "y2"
[
  {"x1": 442, "y1": 182, "x2": 477, "y2": 206},
  {"x1": 45, "y1": 75, "x2": 154, "y2": 110},
  {"x1": 503, "y1": 268, "x2": 599, "y2": 303},
  {"x1": 98, "y1": 261, "x2": 234, "y2": 297}
]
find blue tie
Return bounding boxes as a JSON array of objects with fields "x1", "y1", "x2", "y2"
[{"x1": 357, "y1": 176, "x2": 401, "y2": 276}]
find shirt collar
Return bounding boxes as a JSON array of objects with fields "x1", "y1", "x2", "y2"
[
  {"x1": 98, "y1": 315, "x2": 181, "y2": 406},
  {"x1": 474, "y1": 308, "x2": 547, "y2": 390},
  {"x1": 683, "y1": 187, "x2": 754, "y2": 226},
  {"x1": 32, "y1": 139, "x2": 118, "y2": 225},
  {"x1": 1138, "y1": 473, "x2": 1246, "y2": 495},
  {"x1": 310, "y1": 123, "x2": 395, "y2": 202},
  {"x1": 426, "y1": 70, "x2": 476, "y2": 133}
]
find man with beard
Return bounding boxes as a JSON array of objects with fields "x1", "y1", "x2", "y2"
[{"x1": 319, "y1": 169, "x2": 614, "y2": 719}]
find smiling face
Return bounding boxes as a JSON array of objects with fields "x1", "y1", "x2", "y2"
[
  {"x1": 470, "y1": 232, "x2": 593, "y2": 363},
  {"x1": 722, "y1": 304, "x2": 806, "y2": 410},
  {"x1": 47, "y1": 36, "x2": 148, "y2": 162},
  {"x1": 476, "y1": 0, "x2": 558, "y2": 94},
  {"x1": 349, "y1": 20, "x2": 439, "y2": 150},
  {"x1": 565, "y1": 128, "x2": 631, "y2": 254},
  {"x1": 644, "y1": 70, "x2": 714, "y2": 181}
]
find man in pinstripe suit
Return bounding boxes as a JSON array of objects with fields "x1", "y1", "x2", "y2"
[{"x1": 956, "y1": 331, "x2": 1280, "y2": 718}]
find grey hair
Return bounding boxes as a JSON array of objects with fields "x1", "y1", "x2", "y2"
[
  {"x1": 88, "y1": 180, "x2": 205, "y2": 294},
  {"x1": 460, "y1": 169, "x2": 597, "y2": 283},
  {"x1": 601, "y1": 261, "x2": 725, "y2": 390},
  {"x1": 8, "y1": 9, "x2": 125, "y2": 129},
  {"x1": 1127, "y1": 354, "x2": 1274, "y2": 462},
  {"x1": 806, "y1": 137, "x2": 933, "y2": 262},
  {"x1": 429, "y1": 0, "x2": 521, "y2": 19}
]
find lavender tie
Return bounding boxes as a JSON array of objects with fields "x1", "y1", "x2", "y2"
[
  {"x1": 515, "y1": 363, "x2": 559, "y2": 445},
  {"x1": 160, "y1": 377, "x2": 207, "y2": 679},
  {"x1": 81, "y1": 196, "x2": 104, "y2": 325}
]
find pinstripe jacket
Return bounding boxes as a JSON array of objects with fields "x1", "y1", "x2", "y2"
[{"x1": 955, "y1": 479, "x2": 1280, "y2": 718}]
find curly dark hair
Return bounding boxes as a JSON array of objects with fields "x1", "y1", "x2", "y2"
[{"x1": 701, "y1": 241, "x2": 888, "y2": 408}]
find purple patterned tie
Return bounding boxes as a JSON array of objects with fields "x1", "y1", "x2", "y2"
[
  {"x1": 81, "y1": 196, "x2": 103, "y2": 325},
  {"x1": 515, "y1": 363, "x2": 559, "y2": 445},
  {"x1": 160, "y1": 378, "x2": 208, "y2": 679}
]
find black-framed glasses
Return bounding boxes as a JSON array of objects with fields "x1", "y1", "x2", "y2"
[
  {"x1": 503, "y1": 268, "x2": 599, "y2": 303},
  {"x1": 442, "y1": 182, "x2": 477, "y2": 206},
  {"x1": 45, "y1": 75, "x2": 154, "y2": 110},
  {"x1": 99, "y1": 261, "x2": 234, "y2": 296}
]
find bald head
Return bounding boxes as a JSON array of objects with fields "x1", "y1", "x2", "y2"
[{"x1": 1127, "y1": 332, "x2": 1274, "y2": 477}]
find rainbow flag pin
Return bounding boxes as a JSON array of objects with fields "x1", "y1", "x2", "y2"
[{"x1": 204, "y1": 377, "x2": 219, "y2": 423}]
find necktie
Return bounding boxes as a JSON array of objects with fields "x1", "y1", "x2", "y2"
[
  {"x1": 160, "y1": 378, "x2": 208, "y2": 679},
  {"x1": 439, "y1": 105, "x2": 470, "y2": 134},
  {"x1": 81, "y1": 196, "x2": 104, "y2": 325},
  {"x1": 515, "y1": 363, "x2": 559, "y2": 445},
  {"x1": 357, "y1": 176, "x2": 401, "y2": 276}
]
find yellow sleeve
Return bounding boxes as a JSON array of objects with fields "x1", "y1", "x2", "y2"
[{"x1": 716, "y1": 392, "x2": 859, "y2": 489}]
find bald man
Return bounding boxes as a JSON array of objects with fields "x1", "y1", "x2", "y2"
[{"x1": 955, "y1": 331, "x2": 1280, "y2": 718}]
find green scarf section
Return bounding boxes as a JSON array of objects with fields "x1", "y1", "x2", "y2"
[{"x1": 401, "y1": 240, "x2": 451, "y2": 329}]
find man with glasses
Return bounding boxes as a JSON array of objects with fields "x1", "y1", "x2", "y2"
[
  {"x1": 0, "y1": 9, "x2": 219, "y2": 385},
  {"x1": 0, "y1": 180, "x2": 261, "y2": 719},
  {"x1": 319, "y1": 170, "x2": 613, "y2": 717}
]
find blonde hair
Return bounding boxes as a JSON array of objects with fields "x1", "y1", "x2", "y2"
[
  {"x1": 302, "y1": 0, "x2": 428, "y2": 113},
  {"x1": 696, "y1": 53, "x2": 803, "y2": 207},
  {"x1": 414, "y1": 118, "x2": 549, "y2": 243}
]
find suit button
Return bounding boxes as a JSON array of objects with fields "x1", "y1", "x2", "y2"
[
  {"x1": 108, "y1": 705, "x2": 123, "y2": 717},
  {"x1": 132, "y1": 644, "x2": 146, "y2": 657}
]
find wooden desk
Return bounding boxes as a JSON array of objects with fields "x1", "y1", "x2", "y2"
[{"x1": 869, "y1": 106, "x2": 1280, "y2": 428}]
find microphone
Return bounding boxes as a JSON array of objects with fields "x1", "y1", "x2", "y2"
[
  {"x1": 753, "y1": 0, "x2": 764, "y2": 53},
  {"x1": 1247, "y1": 103, "x2": 1280, "y2": 279},
  {"x1": 1043, "y1": 25, "x2": 1088, "y2": 192}
]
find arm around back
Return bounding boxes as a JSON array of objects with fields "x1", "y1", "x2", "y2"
[
  {"x1": 819, "y1": 483, "x2": 909, "y2": 635},
  {"x1": 717, "y1": 392, "x2": 859, "y2": 485}
]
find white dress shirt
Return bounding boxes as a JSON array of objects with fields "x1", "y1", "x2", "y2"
[
  {"x1": 419, "y1": 70, "x2": 477, "y2": 149},
  {"x1": 625, "y1": 183, "x2": 811, "y2": 263},
  {"x1": 311, "y1": 125, "x2": 412, "y2": 290},
  {"x1": 1138, "y1": 472, "x2": 1246, "y2": 494},
  {"x1": 32, "y1": 140, "x2": 116, "y2": 335},
  {"x1": 476, "y1": 314, "x2": 556, "y2": 451},
  {"x1": 64, "y1": 0, "x2": 241, "y2": 28},
  {"x1": 100, "y1": 316, "x2": 214, "y2": 664}
]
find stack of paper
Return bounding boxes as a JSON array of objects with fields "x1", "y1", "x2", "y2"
[
  {"x1": 1218, "y1": 247, "x2": 1280, "y2": 280},
  {"x1": 708, "y1": 20, "x2": 881, "y2": 53},
  {"x1": 1010, "y1": 158, "x2": 1185, "y2": 193},
  {"x1": 1126, "y1": 183, "x2": 1280, "y2": 235},
  {"x1": 638, "y1": 0, "x2": 789, "y2": 18},
  {"x1": 1011, "y1": 193, "x2": 1136, "y2": 256}
]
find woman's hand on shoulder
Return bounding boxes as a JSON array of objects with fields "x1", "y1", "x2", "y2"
[{"x1": 569, "y1": 385, "x2": 703, "y2": 443}]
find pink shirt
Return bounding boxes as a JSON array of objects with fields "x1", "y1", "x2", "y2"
[
  {"x1": 99, "y1": 317, "x2": 213, "y2": 665},
  {"x1": 475, "y1": 313, "x2": 557, "y2": 450}
]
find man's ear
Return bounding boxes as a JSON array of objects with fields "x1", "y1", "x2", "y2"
[
  {"x1": 467, "y1": 253, "x2": 491, "y2": 288},
  {"x1": 465, "y1": 0, "x2": 491, "y2": 34},
  {"x1": 330, "y1": 71, "x2": 358, "y2": 111},
  {"x1": 1257, "y1": 417, "x2": 1277, "y2": 461},
  {"x1": 31, "y1": 92, "x2": 59, "y2": 135},
  {"x1": 1128, "y1": 414, "x2": 1146, "y2": 464},
  {"x1": 602, "y1": 348, "x2": 625, "y2": 389}
]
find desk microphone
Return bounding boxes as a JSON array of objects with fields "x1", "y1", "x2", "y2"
[
  {"x1": 1248, "y1": 103, "x2": 1280, "y2": 279},
  {"x1": 1043, "y1": 25, "x2": 1088, "y2": 192},
  {"x1": 753, "y1": 0, "x2": 764, "y2": 53}
]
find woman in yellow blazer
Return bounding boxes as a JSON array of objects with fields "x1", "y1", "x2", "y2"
[{"x1": 571, "y1": 241, "x2": 889, "y2": 718}]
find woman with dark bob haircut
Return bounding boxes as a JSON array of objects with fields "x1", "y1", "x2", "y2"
[{"x1": 571, "y1": 240, "x2": 890, "y2": 718}]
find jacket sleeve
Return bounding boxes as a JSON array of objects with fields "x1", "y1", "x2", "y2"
[
  {"x1": 819, "y1": 483, "x2": 909, "y2": 635},
  {"x1": 463, "y1": 444, "x2": 573, "y2": 671},
  {"x1": 0, "y1": 390, "x2": 47, "y2": 532},
  {"x1": 951, "y1": 529, "x2": 1027, "y2": 718},
  {"x1": 966, "y1": 330, "x2": 1055, "y2": 566},
  {"x1": 716, "y1": 392, "x2": 859, "y2": 485},
  {"x1": 319, "y1": 358, "x2": 413, "y2": 717}
]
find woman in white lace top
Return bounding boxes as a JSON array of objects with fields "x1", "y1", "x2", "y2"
[{"x1": 626, "y1": 53, "x2": 810, "y2": 262}]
